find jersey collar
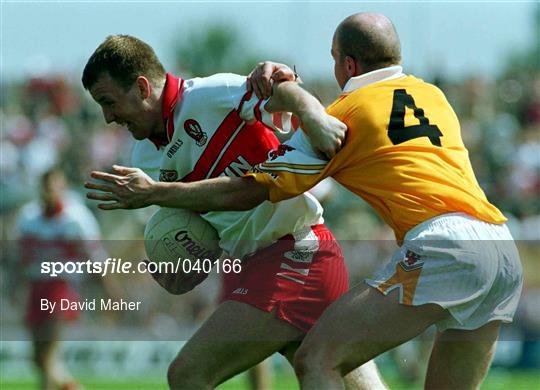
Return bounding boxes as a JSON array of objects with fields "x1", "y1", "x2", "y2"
[
  {"x1": 43, "y1": 200, "x2": 64, "y2": 218},
  {"x1": 149, "y1": 72, "x2": 184, "y2": 149},
  {"x1": 342, "y1": 65, "x2": 405, "y2": 93}
]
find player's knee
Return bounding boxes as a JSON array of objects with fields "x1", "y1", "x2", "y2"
[
  {"x1": 294, "y1": 339, "x2": 345, "y2": 380},
  {"x1": 293, "y1": 343, "x2": 325, "y2": 379},
  {"x1": 167, "y1": 356, "x2": 206, "y2": 389}
]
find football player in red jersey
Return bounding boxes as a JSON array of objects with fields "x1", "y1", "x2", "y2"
[{"x1": 82, "y1": 35, "x2": 385, "y2": 389}]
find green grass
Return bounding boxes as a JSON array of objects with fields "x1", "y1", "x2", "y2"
[{"x1": 1, "y1": 368, "x2": 539, "y2": 390}]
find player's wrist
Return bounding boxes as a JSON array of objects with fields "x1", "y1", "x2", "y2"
[
  {"x1": 297, "y1": 105, "x2": 326, "y2": 133},
  {"x1": 150, "y1": 181, "x2": 169, "y2": 206}
]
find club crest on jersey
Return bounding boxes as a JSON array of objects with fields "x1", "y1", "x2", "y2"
[
  {"x1": 159, "y1": 169, "x2": 178, "y2": 182},
  {"x1": 399, "y1": 250, "x2": 424, "y2": 272},
  {"x1": 184, "y1": 119, "x2": 208, "y2": 147},
  {"x1": 268, "y1": 144, "x2": 295, "y2": 161}
]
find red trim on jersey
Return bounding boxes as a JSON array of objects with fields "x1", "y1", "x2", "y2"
[
  {"x1": 237, "y1": 90, "x2": 253, "y2": 114},
  {"x1": 254, "y1": 99, "x2": 264, "y2": 122},
  {"x1": 181, "y1": 109, "x2": 244, "y2": 182},
  {"x1": 149, "y1": 73, "x2": 184, "y2": 149}
]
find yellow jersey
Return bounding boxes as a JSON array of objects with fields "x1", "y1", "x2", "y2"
[{"x1": 247, "y1": 73, "x2": 506, "y2": 243}]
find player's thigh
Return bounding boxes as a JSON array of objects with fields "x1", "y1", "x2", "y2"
[
  {"x1": 172, "y1": 300, "x2": 303, "y2": 384},
  {"x1": 296, "y1": 283, "x2": 447, "y2": 376},
  {"x1": 425, "y1": 321, "x2": 501, "y2": 389}
]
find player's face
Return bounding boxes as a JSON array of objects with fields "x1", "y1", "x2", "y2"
[
  {"x1": 89, "y1": 73, "x2": 154, "y2": 140},
  {"x1": 41, "y1": 172, "x2": 65, "y2": 208},
  {"x1": 331, "y1": 36, "x2": 348, "y2": 90}
]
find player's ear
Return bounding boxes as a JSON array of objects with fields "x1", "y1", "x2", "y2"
[
  {"x1": 136, "y1": 76, "x2": 152, "y2": 100},
  {"x1": 344, "y1": 56, "x2": 358, "y2": 78}
]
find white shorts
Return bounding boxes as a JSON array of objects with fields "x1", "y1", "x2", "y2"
[{"x1": 366, "y1": 213, "x2": 523, "y2": 331}]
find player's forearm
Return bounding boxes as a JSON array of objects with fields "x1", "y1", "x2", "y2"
[
  {"x1": 265, "y1": 81, "x2": 326, "y2": 128},
  {"x1": 151, "y1": 176, "x2": 269, "y2": 211}
]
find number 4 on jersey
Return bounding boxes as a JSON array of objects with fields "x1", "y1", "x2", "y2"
[{"x1": 388, "y1": 89, "x2": 442, "y2": 146}]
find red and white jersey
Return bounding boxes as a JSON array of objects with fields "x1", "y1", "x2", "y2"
[
  {"x1": 132, "y1": 73, "x2": 322, "y2": 258},
  {"x1": 16, "y1": 194, "x2": 102, "y2": 280}
]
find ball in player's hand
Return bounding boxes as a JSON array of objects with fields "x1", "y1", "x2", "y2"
[{"x1": 144, "y1": 207, "x2": 221, "y2": 294}]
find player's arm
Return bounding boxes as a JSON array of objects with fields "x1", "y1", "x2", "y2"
[
  {"x1": 85, "y1": 165, "x2": 268, "y2": 211},
  {"x1": 246, "y1": 61, "x2": 346, "y2": 159},
  {"x1": 264, "y1": 81, "x2": 346, "y2": 159}
]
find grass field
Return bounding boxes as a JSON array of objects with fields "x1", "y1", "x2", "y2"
[{"x1": 1, "y1": 368, "x2": 539, "y2": 389}]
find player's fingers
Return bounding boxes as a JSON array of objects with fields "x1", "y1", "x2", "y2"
[
  {"x1": 112, "y1": 164, "x2": 138, "y2": 175},
  {"x1": 84, "y1": 181, "x2": 115, "y2": 193},
  {"x1": 329, "y1": 138, "x2": 344, "y2": 158},
  {"x1": 320, "y1": 149, "x2": 332, "y2": 160},
  {"x1": 90, "y1": 171, "x2": 124, "y2": 183},
  {"x1": 311, "y1": 147, "x2": 328, "y2": 161},
  {"x1": 86, "y1": 192, "x2": 117, "y2": 201},
  {"x1": 272, "y1": 68, "x2": 293, "y2": 81},
  {"x1": 324, "y1": 146, "x2": 337, "y2": 159},
  {"x1": 272, "y1": 70, "x2": 285, "y2": 81},
  {"x1": 98, "y1": 201, "x2": 125, "y2": 210},
  {"x1": 260, "y1": 62, "x2": 277, "y2": 99},
  {"x1": 251, "y1": 80, "x2": 262, "y2": 100},
  {"x1": 251, "y1": 71, "x2": 266, "y2": 100}
]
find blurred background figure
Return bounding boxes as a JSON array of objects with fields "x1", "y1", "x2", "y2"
[{"x1": 11, "y1": 167, "x2": 106, "y2": 390}]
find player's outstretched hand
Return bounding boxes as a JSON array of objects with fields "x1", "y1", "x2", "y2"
[
  {"x1": 303, "y1": 112, "x2": 347, "y2": 159},
  {"x1": 247, "y1": 61, "x2": 296, "y2": 100},
  {"x1": 85, "y1": 165, "x2": 156, "y2": 210}
]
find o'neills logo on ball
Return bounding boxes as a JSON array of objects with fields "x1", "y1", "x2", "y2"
[
  {"x1": 183, "y1": 119, "x2": 208, "y2": 147},
  {"x1": 174, "y1": 230, "x2": 219, "y2": 258}
]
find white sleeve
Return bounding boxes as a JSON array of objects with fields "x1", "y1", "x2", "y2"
[
  {"x1": 283, "y1": 128, "x2": 324, "y2": 159},
  {"x1": 220, "y1": 73, "x2": 294, "y2": 134}
]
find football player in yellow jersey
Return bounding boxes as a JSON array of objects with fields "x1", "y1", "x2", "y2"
[{"x1": 85, "y1": 12, "x2": 522, "y2": 390}]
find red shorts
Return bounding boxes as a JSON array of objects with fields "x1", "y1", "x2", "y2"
[
  {"x1": 26, "y1": 279, "x2": 80, "y2": 327},
  {"x1": 221, "y1": 224, "x2": 348, "y2": 333}
]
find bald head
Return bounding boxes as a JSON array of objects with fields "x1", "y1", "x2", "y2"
[{"x1": 334, "y1": 13, "x2": 401, "y2": 73}]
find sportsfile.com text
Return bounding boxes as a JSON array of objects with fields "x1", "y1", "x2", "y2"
[{"x1": 40, "y1": 258, "x2": 242, "y2": 277}]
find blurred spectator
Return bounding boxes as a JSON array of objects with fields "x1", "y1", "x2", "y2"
[{"x1": 12, "y1": 167, "x2": 103, "y2": 390}]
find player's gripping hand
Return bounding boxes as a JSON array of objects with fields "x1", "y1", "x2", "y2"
[
  {"x1": 85, "y1": 165, "x2": 156, "y2": 210},
  {"x1": 247, "y1": 61, "x2": 297, "y2": 99},
  {"x1": 302, "y1": 110, "x2": 347, "y2": 160}
]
